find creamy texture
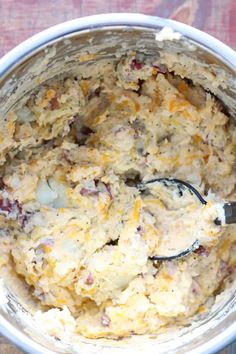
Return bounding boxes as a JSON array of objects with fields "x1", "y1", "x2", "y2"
[
  {"x1": 0, "y1": 53, "x2": 235, "y2": 340},
  {"x1": 141, "y1": 181, "x2": 225, "y2": 257}
]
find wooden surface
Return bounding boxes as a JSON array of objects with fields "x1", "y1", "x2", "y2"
[{"x1": 0, "y1": 0, "x2": 235, "y2": 353}]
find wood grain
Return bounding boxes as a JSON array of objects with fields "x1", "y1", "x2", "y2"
[{"x1": 0, "y1": 0, "x2": 235, "y2": 353}]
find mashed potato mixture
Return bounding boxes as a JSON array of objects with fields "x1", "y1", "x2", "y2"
[{"x1": 0, "y1": 53, "x2": 235, "y2": 339}]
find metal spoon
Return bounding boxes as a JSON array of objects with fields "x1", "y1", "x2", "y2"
[{"x1": 137, "y1": 178, "x2": 236, "y2": 261}]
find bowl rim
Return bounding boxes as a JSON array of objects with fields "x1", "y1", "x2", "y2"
[
  {"x1": 0, "y1": 13, "x2": 235, "y2": 78},
  {"x1": 0, "y1": 13, "x2": 235, "y2": 354}
]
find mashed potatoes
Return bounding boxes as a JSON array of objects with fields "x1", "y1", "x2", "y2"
[{"x1": 0, "y1": 53, "x2": 235, "y2": 339}]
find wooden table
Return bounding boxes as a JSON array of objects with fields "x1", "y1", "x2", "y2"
[{"x1": 0, "y1": 0, "x2": 235, "y2": 353}]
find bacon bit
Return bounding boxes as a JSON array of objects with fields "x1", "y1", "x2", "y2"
[
  {"x1": 131, "y1": 59, "x2": 143, "y2": 70},
  {"x1": 101, "y1": 313, "x2": 111, "y2": 327},
  {"x1": 193, "y1": 245, "x2": 209, "y2": 257},
  {"x1": 0, "y1": 198, "x2": 22, "y2": 216},
  {"x1": 48, "y1": 97, "x2": 60, "y2": 110},
  {"x1": 152, "y1": 64, "x2": 167, "y2": 74},
  {"x1": 0, "y1": 198, "x2": 27, "y2": 227},
  {"x1": 0, "y1": 198, "x2": 14, "y2": 213},
  {"x1": 84, "y1": 273, "x2": 94, "y2": 285},
  {"x1": 80, "y1": 188, "x2": 99, "y2": 197}
]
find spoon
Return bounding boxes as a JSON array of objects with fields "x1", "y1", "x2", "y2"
[{"x1": 137, "y1": 178, "x2": 236, "y2": 261}]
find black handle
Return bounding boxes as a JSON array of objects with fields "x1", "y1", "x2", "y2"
[{"x1": 224, "y1": 202, "x2": 236, "y2": 224}]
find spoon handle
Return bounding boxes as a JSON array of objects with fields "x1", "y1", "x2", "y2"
[{"x1": 224, "y1": 202, "x2": 236, "y2": 224}]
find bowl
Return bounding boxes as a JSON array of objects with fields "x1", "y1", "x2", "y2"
[{"x1": 0, "y1": 13, "x2": 235, "y2": 354}]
